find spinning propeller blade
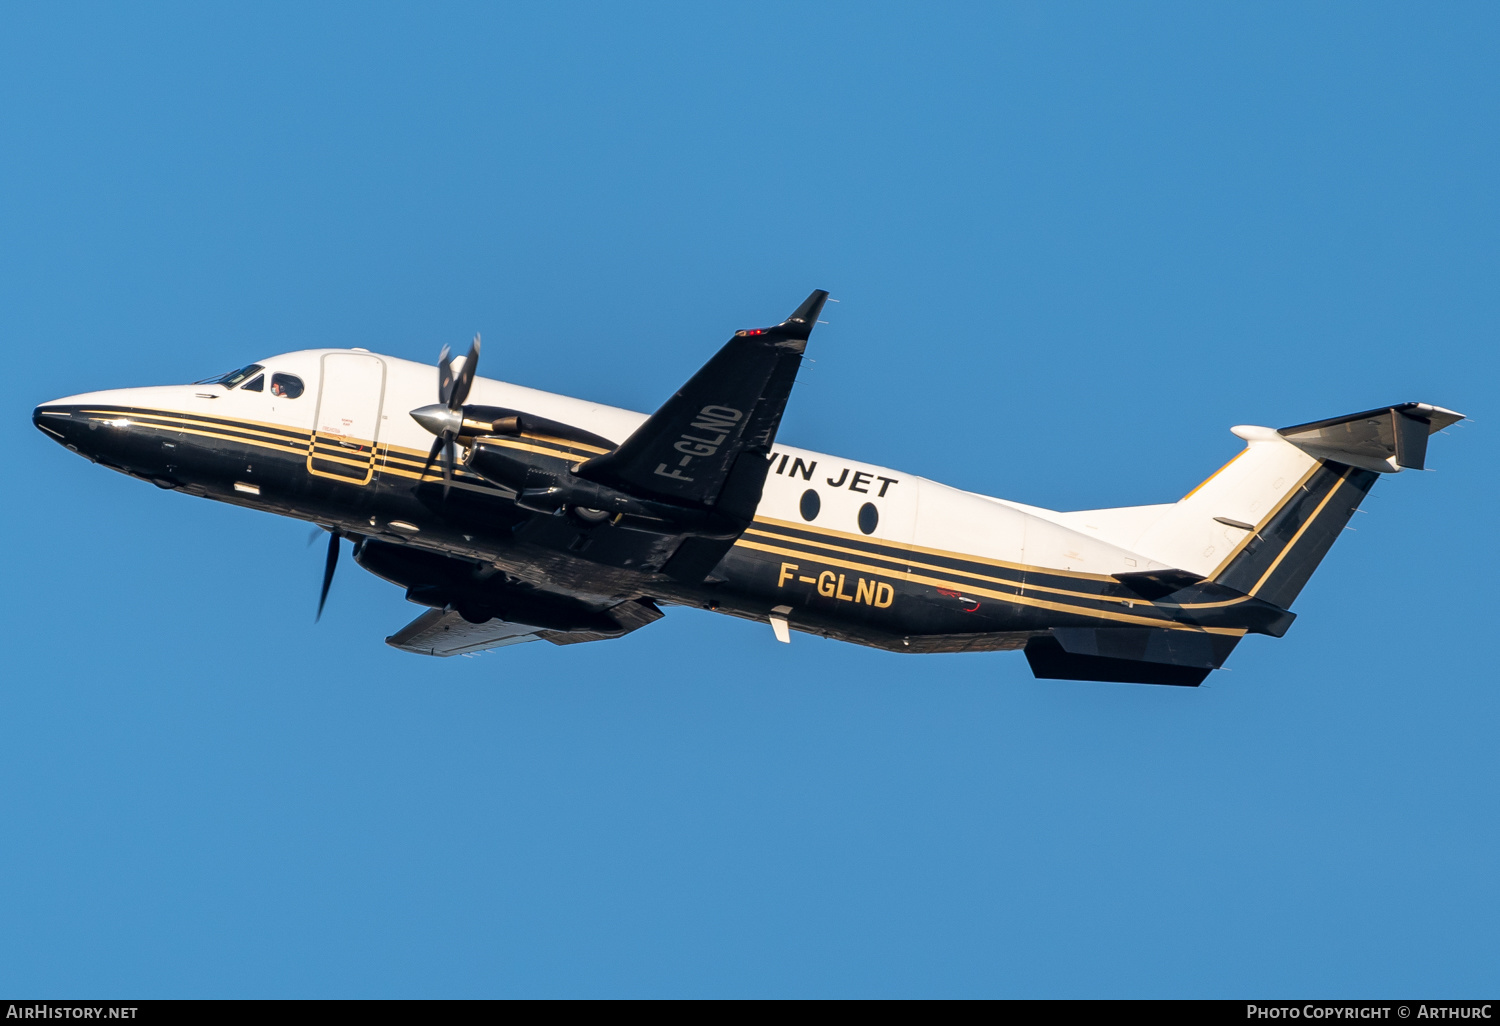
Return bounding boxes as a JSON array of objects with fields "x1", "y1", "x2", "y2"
[
  {"x1": 443, "y1": 437, "x2": 456, "y2": 498},
  {"x1": 419, "y1": 434, "x2": 445, "y2": 480},
  {"x1": 437, "y1": 345, "x2": 455, "y2": 406},
  {"x1": 316, "y1": 531, "x2": 339, "y2": 622},
  {"x1": 449, "y1": 335, "x2": 480, "y2": 411}
]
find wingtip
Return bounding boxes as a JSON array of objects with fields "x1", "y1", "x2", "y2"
[
  {"x1": 788, "y1": 289, "x2": 830, "y2": 325},
  {"x1": 773, "y1": 289, "x2": 830, "y2": 342}
]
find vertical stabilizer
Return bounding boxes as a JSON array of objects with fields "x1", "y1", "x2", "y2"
[
  {"x1": 1132, "y1": 427, "x2": 1322, "y2": 585},
  {"x1": 1132, "y1": 403, "x2": 1461, "y2": 610},
  {"x1": 1211, "y1": 461, "x2": 1379, "y2": 608}
]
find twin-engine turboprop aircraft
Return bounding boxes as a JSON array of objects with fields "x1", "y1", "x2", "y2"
[{"x1": 33, "y1": 291, "x2": 1463, "y2": 685}]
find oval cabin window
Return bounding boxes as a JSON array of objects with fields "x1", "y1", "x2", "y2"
[
  {"x1": 857, "y1": 502, "x2": 879, "y2": 535},
  {"x1": 799, "y1": 489, "x2": 820, "y2": 522}
]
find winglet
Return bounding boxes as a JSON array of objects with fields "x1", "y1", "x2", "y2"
[
  {"x1": 781, "y1": 289, "x2": 830, "y2": 340},
  {"x1": 736, "y1": 289, "x2": 829, "y2": 346}
]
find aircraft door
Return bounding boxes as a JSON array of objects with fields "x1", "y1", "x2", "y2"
[{"x1": 307, "y1": 352, "x2": 386, "y2": 485}]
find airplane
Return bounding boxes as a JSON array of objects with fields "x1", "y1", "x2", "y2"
[{"x1": 32, "y1": 290, "x2": 1464, "y2": 686}]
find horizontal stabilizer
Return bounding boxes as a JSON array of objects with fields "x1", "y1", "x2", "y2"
[
  {"x1": 1024, "y1": 628, "x2": 1242, "y2": 687},
  {"x1": 1278, "y1": 402, "x2": 1464, "y2": 473},
  {"x1": 1129, "y1": 398, "x2": 1463, "y2": 610}
]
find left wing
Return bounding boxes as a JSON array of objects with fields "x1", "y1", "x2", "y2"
[
  {"x1": 386, "y1": 608, "x2": 543, "y2": 656},
  {"x1": 385, "y1": 597, "x2": 665, "y2": 657}
]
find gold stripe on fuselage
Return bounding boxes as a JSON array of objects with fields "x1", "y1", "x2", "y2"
[
  {"x1": 99, "y1": 416, "x2": 309, "y2": 459},
  {"x1": 79, "y1": 407, "x2": 309, "y2": 446},
  {"x1": 80, "y1": 406, "x2": 1277, "y2": 626},
  {"x1": 459, "y1": 435, "x2": 599, "y2": 463},
  {"x1": 735, "y1": 536, "x2": 1245, "y2": 635},
  {"x1": 78, "y1": 406, "x2": 589, "y2": 473},
  {"x1": 79, "y1": 405, "x2": 503, "y2": 492},
  {"x1": 521, "y1": 433, "x2": 610, "y2": 456},
  {"x1": 742, "y1": 524, "x2": 1271, "y2": 614},
  {"x1": 741, "y1": 525, "x2": 1129, "y2": 607}
]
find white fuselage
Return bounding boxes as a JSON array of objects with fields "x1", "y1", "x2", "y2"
[{"x1": 49, "y1": 348, "x2": 1182, "y2": 581}]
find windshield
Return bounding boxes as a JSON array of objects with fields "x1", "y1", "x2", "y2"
[{"x1": 214, "y1": 364, "x2": 264, "y2": 389}]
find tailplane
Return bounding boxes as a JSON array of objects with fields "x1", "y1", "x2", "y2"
[
  {"x1": 1132, "y1": 402, "x2": 1461, "y2": 609},
  {"x1": 1025, "y1": 402, "x2": 1462, "y2": 686}
]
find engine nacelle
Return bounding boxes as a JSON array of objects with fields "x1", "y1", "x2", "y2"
[
  {"x1": 352, "y1": 539, "x2": 623, "y2": 632},
  {"x1": 467, "y1": 440, "x2": 742, "y2": 539}
]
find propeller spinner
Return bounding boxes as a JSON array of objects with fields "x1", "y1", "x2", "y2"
[{"x1": 410, "y1": 334, "x2": 481, "y2": 497}]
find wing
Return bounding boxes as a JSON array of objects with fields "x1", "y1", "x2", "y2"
[
  {"x1": 385, "y1": 597, "x2": 666, "y2": 657},
  {"x1": 577, "y1": 290, "x2": 828, "y2": 516},
  {"x1": 385, "y1": 607, "x2": 543, "y2": 656}
]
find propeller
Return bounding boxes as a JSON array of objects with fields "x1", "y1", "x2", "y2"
[
  {"x1": 411, "y1": 333, "x2": 481, "y2": 498},
  {"x1": 316, "y1": 529, "x2": 340, "y2": 622}
]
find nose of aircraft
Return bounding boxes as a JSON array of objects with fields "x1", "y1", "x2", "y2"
[
  {"x1": 32, "y1": 387, "x2": 163, "y2": 464},
  {"x1": 34, "y1": 384, "x2": 223, "y2": 489},
  {"x1": 33, "y1": 397, "x2": 96, "y2": 453}
]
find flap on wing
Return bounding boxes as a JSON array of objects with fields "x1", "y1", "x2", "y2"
[
  {"x1": 577, "y1": 290, "x2": 828, "y2": 511},
  {"x1": 1278, "y1": 402, "x2": 1464, "y2": 473},
  {"x1": 386, "y1": 607, "x2": 542, "y2": 657}
]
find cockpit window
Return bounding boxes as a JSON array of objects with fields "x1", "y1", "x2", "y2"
[
  {"x1": 217, "y1": 364, "x2": 264, "y2": 389},
  {"x1": 270, "y1": 373, "x2": 304, "y2": 399},
  {"x1": 241, "y1": 374, "x2": 264, "y2": 392}
]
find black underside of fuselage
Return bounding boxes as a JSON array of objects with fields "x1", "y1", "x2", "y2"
[{"x1": 33, "y1": 403, "x2": 1289, "y2": 657}]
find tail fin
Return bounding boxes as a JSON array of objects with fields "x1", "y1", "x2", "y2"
[
  {"x1": 1133, "y1": 403, "x2": 1463, "y2": 609},
  {"x1": 1211, "y1": 459, "x2": 1379, "y2": 608}
]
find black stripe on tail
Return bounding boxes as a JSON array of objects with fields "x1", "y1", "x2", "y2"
[{"x1": 1214, "y1": 462, "x2": 1380, "y2": 609}]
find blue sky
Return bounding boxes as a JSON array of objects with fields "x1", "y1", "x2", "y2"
[{"x1": 2, "y1": 3, "x2": 1495, "y2": 997}]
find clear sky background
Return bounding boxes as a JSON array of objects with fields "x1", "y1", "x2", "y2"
[{"x1": 1, "y1": 2, "x2": 1495, "y2": 998}]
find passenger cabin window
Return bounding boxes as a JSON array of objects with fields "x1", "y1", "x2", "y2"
[
  {"x1": 217, "y1": 364, "x2": 263, "y2": 389},
  {"x1": 270, "y1": 373, "x2": 304, "y2": 399},
  {"x1": 241, "y1": 374, "x2": 264, "y2": 392}
]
